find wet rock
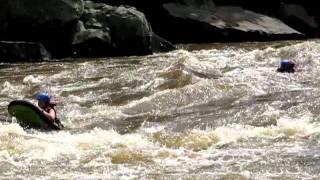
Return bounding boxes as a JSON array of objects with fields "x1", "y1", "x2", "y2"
[
  {"x1": 93, "y1": 0, "x2": 320, "y2": 42},
  {"x1": 197, "y1": 0, "x2": 320, "y2": 38},
  {"x1": 71, "y1": 19, "x2": 113, "y2": 57},
  {"x1": 215, "y1": 0, "x2": 320, "y2": 37},
  {"x1": 73, "y1": 1, "x2": 152, "y2": 56},
  {"x1": 0, "y1": 41, "x2": 51, "y2": 62},
  {"x1": 72, "y1": 1, "x2": 175, "y2": 57},
  {"x1": 280, "y1": 3, "x2": 319, "y2": 37},
  {"x1": 0, "y1": 0, "x2": 175, "y2": 60},
  {"x1": 0, "y1": 0, "x2": 84, "y2": 38},
  {"x1": 0, "y1": 0, "x2": 84, "y2": 58},
  {"x1": 151, "y1": 33, "x2": 176, "y2": 53},
  {"x1": 0, "y1": 0, "x2": 83, "y2": 24},
  {"x1": 162, "y1": 1, "x2": 303, "y2": 42}
]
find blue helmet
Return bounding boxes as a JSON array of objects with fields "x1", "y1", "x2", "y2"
[
  {"x1": 280, "y1": 59, "x2": 295, "y2": 68},
  {"x1": 281, "y1": 59, "x2": 289, "y2": 63},
  {"x1": 278, "y1": 59, "x2": 295, "y2": 73},
  {"x1": 36, "y1": 92, "x2": 51, "y2": 103},
  {"x1": 281, "y1": 59, "x2": 290, "y2": 66}
]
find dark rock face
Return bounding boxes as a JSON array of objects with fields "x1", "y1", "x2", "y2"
[
  {"x1": 151, "y1": 33, "x2": 176, "y2": 53},
  {"x1": 72, "y1": 1, "x2": 175, "y2": 57},
  {"x1": 0, "y1": 41, "x2": 51, "y2": 62},
  {"x1": 0, "y1": 0, "x2": 84, "y2": 58},
  {"x1": 162, "y1": 2, "x2": 302, "y2": 42},
  {"x1": 0, "y1": 0, "x2": 175, "y2": 61},
  {"x1": 92, "y1": 0, "x2": 320, "y2": 42},
  {"x1": 71, "y1": 21, "x2": 113, "y2": 57},
  {"x1": 280, "y1": 3, "x2": 319, "y2": 37},
  {"x1": 104, "y1": 5, "x2": 153, "y2": 55},
  {"x1": 71, "y1": 2, "x2": 114, "y2": 57},
  {"x1": 0, "y1": 0, "x2": 84, "y2": 41},
  {"x1": 73, "y1": 1, "x2": 153, "y2": 56},
  {"x1": 3, "y1": 0, "x2": 319, "y2": 61},
  {"x1": 213, "y1": 0, "x2": 320, "y2": 37},
  {"x1": 0, "y1": 0, "x2": 84, "y2": 24}
]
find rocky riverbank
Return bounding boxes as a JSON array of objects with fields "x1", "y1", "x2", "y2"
[
  {"x1": 1, "y1": 0, "x2": 318, "y2": 61},
  {"x1": 101, "y1": 0, "x2": 318, "y2": 42},
  {"x1": 0, "y1": 0, "x2": 175, "y2": 61}
]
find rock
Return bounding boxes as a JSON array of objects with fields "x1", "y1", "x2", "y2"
[
  {"x1": 0, "y1": 0, "x2": 175, "y2": 60},
  {"x1": 71, "y1": 19, "x2": 114, "y2": 57},
  {"x1": 72, "y1": 1, "x2": 175, "y2": 57},
  {"x1": 204, "y1": 0, "x2": 320, "y2": 38},
  {"x1": 213, "y1": 0, "x2": 320, "y2": 37},
  {"x1": 179, "y1": 0, "x2": 216, "y2": 10},
  {"x1": 0, "y1": 0, "x2": 84, "y2": 58},
  {"x1": 151, "y1": 33, "x2": 176, "y2": 53},
  {"x1": 106, "y1": 5, "x2": 153, "y2": 55},
  {"x1": 280, "y1": 3, "x2": 319, "y2": 37},
  {"x1": 0, "y1": 41, "x2": 51, "y2": 62},
  {"x1": 162, "y1": 2, "x2": 302, "y2": 42},
  {"x1": 2, "y1": 0, "x2": 83, "y2": 24},
  {"x1": 93, "y1": 0, "x2": 320, "y2": 42}
]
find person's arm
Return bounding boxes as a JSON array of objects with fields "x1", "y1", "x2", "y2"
[{"x1": 41, "y1": 109, "x2": 56, "y2": 122}]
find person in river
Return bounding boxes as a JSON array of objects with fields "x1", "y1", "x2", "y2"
[
  {"x1": 36, "y1": 92, "x2": 63, "y2": 128},
  {"x1": 277, "y1": 59, "x2": 296, "y2": 73}
]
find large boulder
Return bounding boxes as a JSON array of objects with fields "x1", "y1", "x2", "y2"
[
  {"x1": 0, "y1": 0, "x2": 83, "y2": 24},
  {"x1": 161, "y1": 1, "x2": 302, "y2": 42},
  {"x1": 0, "y1": 0, "x2": 84, "y2": 38},
  {"x1": 0, "y1": 0, "x2": 84, "y2": 57},
  {"x1": 0, "y1": 0, "x2": 175, "y2": 60},
  {"x1": 213, "y1": 0, "x2": 320, "y2": 37},
  {"x1": 0, "y1": 41, "x2": 51, "y2": 62},
  {"x1": 72, "y1": 1, "x2": 175, "y2": 57},
  {"x1": 151, "y1": 33, "x2": 176, "y2": 53},
  {"x1": 91, "y1": 0, "x2": 320, "y2": 42},
  {"x1": 280, "y1": 3, "x2": 319, "y2": 37}
]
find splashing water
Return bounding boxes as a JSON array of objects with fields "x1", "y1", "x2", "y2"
[{"x1": 1, "y1": 40, "x2": 320, "y2": 179}]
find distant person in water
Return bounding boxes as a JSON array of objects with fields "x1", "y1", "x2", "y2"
[
  {"x1": 277, "y1": 59, "x2": 296, "y2": 73},
  {"x1": 37, "y1": 92, "x2": 63, "y2": 128}
]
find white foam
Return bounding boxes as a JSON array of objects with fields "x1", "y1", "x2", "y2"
[
  {"x1": 0, "y1": 81, "x2": 25, "y2": 99},
  {"x1": 23, "y1": 75, "x2": 45, "y2": 85},
  {"x1": 1, "y1": 40, "x2": 320, "y2": 179}
]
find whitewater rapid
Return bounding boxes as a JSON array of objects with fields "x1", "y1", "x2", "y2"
[{"x1": 1, "y1": 40, "x2": 320, "y2": 179}]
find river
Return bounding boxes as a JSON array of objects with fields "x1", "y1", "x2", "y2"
[{"x1": 1, "y1": 40, "x2": 320, "y2": 179}]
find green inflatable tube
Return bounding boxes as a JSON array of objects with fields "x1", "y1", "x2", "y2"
[{"x1": 8, "y1": 100, "x2": 62, "y2": 130}]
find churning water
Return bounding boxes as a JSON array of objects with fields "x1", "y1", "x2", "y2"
[{"x1": 1, "y1": 40, "x2": 320, "y2": 179}]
